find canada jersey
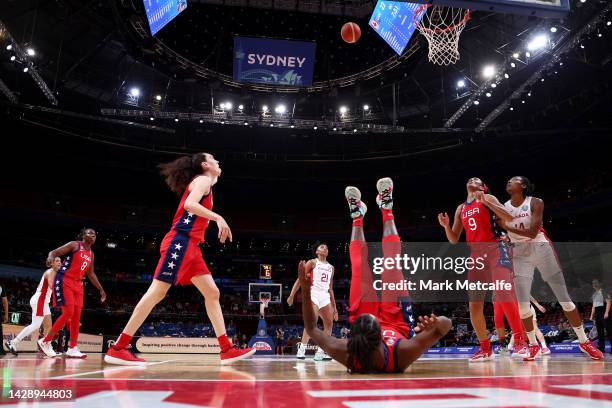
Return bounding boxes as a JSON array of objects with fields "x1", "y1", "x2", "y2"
[
  {"x1": 58, "y1": 242, "x2": 93, "y2": 281},
  {"x1": 503, "y1": 196, "x2": 547, "y2": 243},
  {"x1": 461, "y1": 200, "x2": 502, "y2": 243},
  {"x1": 167, "y1": 185, "x2": 213, "y2": 243},
  {"x1": 34, "y1": 271, "x2": 53, "y2": 305},
  {"x1": 311, "y1": 259, "x2": 333, "y2": 292}
]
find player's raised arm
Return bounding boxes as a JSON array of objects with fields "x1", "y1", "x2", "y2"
[
  {"x1": 475, "y1": 192, "x2": 513, "y2": 223},
  {"x1": 46, "y1": 241, "x2": 79, "y2": 267},
  {"x1": 438, "y1": 204, "x2": 463, "y2": 244},
  {"x1": 298, "y1": 260, "x2": 348, "y2": 364}
]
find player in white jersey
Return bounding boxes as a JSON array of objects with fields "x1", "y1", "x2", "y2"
[
  {"x1": 502, "y1": 176, "x2": 602, "y2": 361},
  {"x1": 5, "y1": 257, "x2": 61, "y2": 355},
  {"x1": 287, "y1": 243, "x2": 337, "y2": 361}
]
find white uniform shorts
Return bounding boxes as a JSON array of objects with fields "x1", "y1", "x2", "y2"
[
  {"x1": 30, "y1": 293, "x2": 51, "y2": 317},
  {"x1": 310, "y1": 289, "x2": 331, "y2": 309}
]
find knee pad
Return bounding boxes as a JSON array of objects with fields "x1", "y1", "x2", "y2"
[
  {"x1": 559, "y1": 301, "x2": 576, "y2": 312},
  {"x1": 518, "y1": 302, "x2": 532, "y2": 319}
]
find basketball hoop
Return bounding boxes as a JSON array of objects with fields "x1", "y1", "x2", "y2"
[{"x1": 415, "y1": 4, "x2": 471, "y2": 66}]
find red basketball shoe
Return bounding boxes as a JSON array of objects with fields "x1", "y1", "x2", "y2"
[
  {"x1": 220, "y1": 347, "x2": 256, "y2": 365},
  {"x1": 105, "y1": 346, "x2": 147, "y2": 366},
  {"x1": 523, "y1": 344, "x2": 541, "y2": 361},
  {"x1": 469, "y1": 348, "x2": 494, "y2": 362},
  {"x1": 579, "y1": 340, "x2": 604, "y2": 360}
]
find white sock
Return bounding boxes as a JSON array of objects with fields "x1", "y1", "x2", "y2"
[
  {"x1": 540, "y1": 337, "x2": 547, "y2": 348},
  {"x1": 573, "y1": 325, "x2": 588, "y2": 343},
  {"x1": 526, "y1": 330, "x2": 538, "y2": 346}
]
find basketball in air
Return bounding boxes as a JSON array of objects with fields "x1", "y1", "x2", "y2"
[{"x1": 341, "y1": 22, "x2": 361, "y2": 44}]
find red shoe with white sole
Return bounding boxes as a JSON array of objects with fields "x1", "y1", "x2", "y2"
[
  {"x1": 105, "y1": 347, "x2": 147, "y2": 366},
  {"x1": 469, "y1": 348, "x2": 494, "y2": 362},
  {"x1": 523, "y1": 344, "x2": 541, "y2": 361},
  {"x1": 220, "y1": 347, "x2": 256, "y2": 365},
  {"x1": 579, "y1": 340, "x2": 604, "y2": 360}
]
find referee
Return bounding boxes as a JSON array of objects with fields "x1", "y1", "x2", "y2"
[
  {"x1": 0, "y1": 284, "x2": 8, "y2": 355},
  {"x1": 590, "y1": 279, "x2": 612, "y2": 353}
]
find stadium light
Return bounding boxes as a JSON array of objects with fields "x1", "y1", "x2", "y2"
[
  {"x1": 26, "y1": 47, "x2": 35, "y2": 56},
  {"x1": 199, "y1": 119, "x2": 204, "y2": 123},
  {"x1": 333, "y1": 127, "x2": 337, "y2": 131},
  {"x1": 6, "y1": 44, "x2": 12, "y2": 50},
  {"x1": 363, "y1": 104, "x2": 370, "y2": 111},
  {"x1": 504, "y1": 73, "x2": 510, "y2": 79},
  {"x1": 491, "y1": 83, "x2": 497, "y2": 88},
  {"x1": 527, "y1": 34, "x2": 549, "y2": 51},
  {"x1": 244, "y1": 121, "x2": 249, "y2": 126},
  {"x1": 130, "y1": 87, "x2": 140, "y2": 97},
  {"x1": 339, "y1": 106, "x2": 348, "y2": 114},
  {"x1": 155, "y1": 94, "x2": 162, "y2": 101},
  {"x1": 510, "y1": 62, "x2": 516, "y2": 68},
  {"x1": 457, "y1": 79, "x2": 466, "y2": 88},
  {"x1": 313, "y1": 126, "x2": 318, "y2": 130},
  {"x1": 474, "y1": 100, "x2": 480, "y2": 105},
  {"x1": 9, "y1": 55, "x2": 15, "y2": 61},
  {"x1": 512, "y1": 52, "x2": 520, "y2": 59},
  {"x1": 482, "y1": 65, "x2": 496, "y2": 79},
  {"x1": 224, "y1": 102, "x2": 232, "y2": 110},
  {"x1": 238, "y1": 104, "x2": 244, "y2": 110},
  {"x1": 220, "y1": 103, "x2": 226, "y2": 110},
  {"x1": 262, "y1": 105, "x2": 269, "y2": 113},
  {"x1": 486, "y1": 92, "x2": 492, "y2": 97},
  {"x1": 550, "y1": 27, "x2": 558, "y2": 33},
  {"x1": 274, "y1": 104, "x2": 286, "y2": 114},
  {"x1": 23, "y1": 67, "x2": 29, "y2": 73},
  {"x1": 526, "y1": 52, "x2": 532, "y2": 58},
  {"x1": 174, "y1": 118, "x2": 179, "y2": 122},
  {"x1": 150, "y1": 117, "x2": 154, "y2": 121}
]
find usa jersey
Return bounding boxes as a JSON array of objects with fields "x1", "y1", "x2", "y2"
[
  {"x1": 504, "y1": 196, "x2": 547, "y2": 243},
  {"x1": 58, "y1": 242, "x2": 93, "y2": 281},
  {"x1": 311, "y1": 259, "x2": 333, "y2": 292},
  {"x1": 460, "y1": 200, "x2": 502, "y2": 243},
  {"x1": 167, "y1": 182, "x2": 213, "y2": 243}
]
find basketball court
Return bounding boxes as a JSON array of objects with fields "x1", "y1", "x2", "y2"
[
  {"x1": 3, "y1": 353, "x2": 612, "y2": 406},
  {"x1": 2, "y1": 0, "x2": 612, "y2": 407}
]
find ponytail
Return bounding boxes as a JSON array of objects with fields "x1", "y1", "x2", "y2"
[{"x1": 158, "y1": 152, "x2": 208, "y2": 194}]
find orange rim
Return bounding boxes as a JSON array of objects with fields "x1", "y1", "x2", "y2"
[{"x1": 414, "y1": 4, "x2": 471, "y2": 34}]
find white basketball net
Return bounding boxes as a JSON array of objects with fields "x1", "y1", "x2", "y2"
[{"x1": 415, "y1": 4, "x2": 470, "y2": 66}]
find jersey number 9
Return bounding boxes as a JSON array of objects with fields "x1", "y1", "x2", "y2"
[{"x1": 468, "y1": 218, "x2": 477, "y2": 231}]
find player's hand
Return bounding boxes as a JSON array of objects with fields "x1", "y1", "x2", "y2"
[
  {"x1": 416, "y1": 314, "x2": 438, "y2": 333},
  {"x1": 287, "y1": 295, "x2": 294, "y2": 306},
  {"x1": 473, "y1": 190, "x2": 485, "y2": 202},
  {"x1": 99, "y1": 289, "x2": 107, "y2": 303},
  {"x1": 333, "y1": 309, "x2": 339, "y2": 322},
  {"x1": 437, "y1": 212, "x2": 450, "y2": 228},
  {"x1": 216, "y1": 217, "x2": 233, "y2": 244},
  {"x1": 298, "y1": 260, "x2": 310, "y2": 286}
]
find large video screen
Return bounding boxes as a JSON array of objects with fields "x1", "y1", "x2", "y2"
[
  {"x1": 233, "y1": 36, "x2": 317, "y2": 87},
  {"x1": 143, "y1": 0, "x2": 188, "y2": 36},
  {"x1": 369, "y1": 1, "x2": 423, "y2": 56}
]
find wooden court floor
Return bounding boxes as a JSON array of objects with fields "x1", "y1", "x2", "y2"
[{"x1": 2, "y1": 352, "x2": 612, "y2": 407}]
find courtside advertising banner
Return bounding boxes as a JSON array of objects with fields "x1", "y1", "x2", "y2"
[
  {"x1": 233, "y1": 36, "x2": 317, "y2": 87},
  {"x1": 135, "y1": 337, "x2": 220, "y2": 353}
]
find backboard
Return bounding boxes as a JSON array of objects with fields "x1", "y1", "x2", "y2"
[
  {"x1": 248, "y1": 283, "x2": 283, "y2": 304},
  {"x1": 407, "y1": 0, "x2": 570, "y2": 18}
]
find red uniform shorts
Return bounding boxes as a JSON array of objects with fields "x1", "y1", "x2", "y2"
[{"x1": 154, "y1": 231, "x2": 211, "y2": 286}]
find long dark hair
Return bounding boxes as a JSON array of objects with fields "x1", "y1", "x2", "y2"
[
  {"x1": 347, "y1": 314, "x2": 382, "y2": 373},
  {"x1": 517, "y1": 176, "x2": 535, "y2": 197},
  {"x1": 158, "y1": 152, "x2": 209, "y2": 194}
]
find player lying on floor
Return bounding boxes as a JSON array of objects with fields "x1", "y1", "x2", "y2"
[{"x1": 297, "y1": 178, "x2": 452, "y2": 373}]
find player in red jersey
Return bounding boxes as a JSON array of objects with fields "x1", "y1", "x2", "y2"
[
  {"x1": 297, "y1": 178, "x2": 452, "y2": 373},
  {"x1": 37, "y1": 228, "x2": 107, "y2": 358},
  {"x1": 105, "y1": 152, "x2": 256, "y2": 365},
  {"x1": 437, "y1": 177, "x2": 527, "y2": 362}
]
